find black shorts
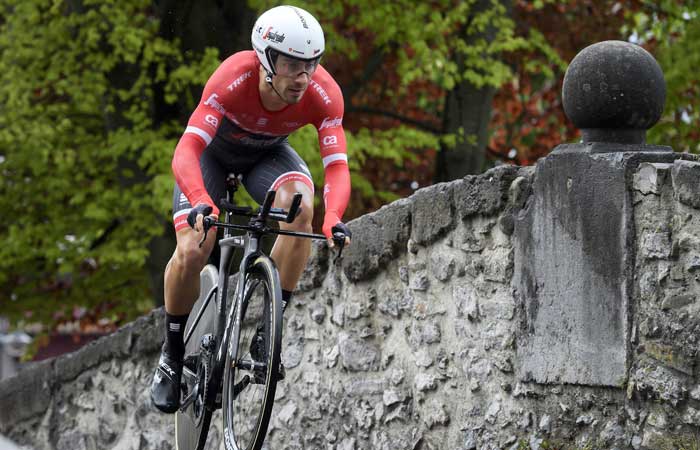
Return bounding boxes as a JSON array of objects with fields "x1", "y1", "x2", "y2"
[{"x1": 172, "y1": 137, "x2": 314, "y2": 231}]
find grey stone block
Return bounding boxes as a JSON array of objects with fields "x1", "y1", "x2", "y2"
[
  {"x1": 341, "y1": 198, "x2": 411, "y2": 282},
  {"x1": 0, "y1": 359, "x2": 53, "y2": 431},
  {"x1": 633, "y1": 162, "x2": 671, "y2": 195},
  {"x1": 454, "y1": 165, "x2": 519, "y2": 219},
  {"x1": 411, "y1": 182, "x2": 454, "y2": 245},
  {"x1": 514, "y1": 151, "x2": 630, "y2": 386},
  {"x1": 131, "y1": 309, "x2": 164, "y2": 356},
  {"x1": 672, "y1": 159, "x2": 700, "y2": 209}
]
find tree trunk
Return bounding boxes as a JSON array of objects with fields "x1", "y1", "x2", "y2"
[
  {"x1": 434, "y1": 82, "x2": 496, "y2": 181},
  {"x1": 434, "y1": 0, "x2": 510, "y2": 182}
]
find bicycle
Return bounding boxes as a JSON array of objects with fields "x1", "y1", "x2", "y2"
[{"x1": 174, "y1": 173, "x2": 346, "y2": 450}]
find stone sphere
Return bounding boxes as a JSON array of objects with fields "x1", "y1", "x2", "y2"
[{"x1": 562, "y1": 40, "x2": 666, "y2": 141}]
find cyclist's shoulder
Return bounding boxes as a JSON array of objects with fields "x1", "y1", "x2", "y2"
[
  {"x1": 219, "y1": 50, "x2": 258, "y2": 71},
  {"x1": 307, "y1": 66, "x2": 344, "y2": 112},
  {"x1": 205, "y1": 51, "x2": 259, "y2": 95}
]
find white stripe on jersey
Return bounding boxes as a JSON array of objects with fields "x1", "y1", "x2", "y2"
[
  {"x1": 322, "y1": 153, "x2": 347, "y2": 168},
  {"x1": 185, "y1": 126, "x2": 213, "y2": 145},
  {"x1": 173, "y1": 208, "x2": 191, "y2": 220}
]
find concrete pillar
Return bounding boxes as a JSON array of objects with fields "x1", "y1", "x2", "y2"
[{"x1": 513, "y1": 41, "x2": 684, "y2": 386}]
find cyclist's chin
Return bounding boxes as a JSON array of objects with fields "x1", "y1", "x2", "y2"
[{"x1": 285, "y1": 89, "x2": 305, "y2": 103}]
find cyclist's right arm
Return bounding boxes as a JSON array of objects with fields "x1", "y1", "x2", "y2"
[{"x1": 172, "y1": 57, "x2": 241, "y2": 218}]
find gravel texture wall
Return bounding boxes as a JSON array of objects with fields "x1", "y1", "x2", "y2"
[{"x1": 2, "y1": 151, "x2": 700, "y2": 450}]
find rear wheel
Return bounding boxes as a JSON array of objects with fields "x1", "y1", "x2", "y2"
[
  {"x1": 222, "y1": 256, "x2": 283, "y2": 450},
  {"x1": 175, "y1": 264, "x2": 218, "y2": 450}
]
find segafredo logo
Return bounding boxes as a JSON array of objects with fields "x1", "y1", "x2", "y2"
[
  {"x1": 227, "y1": 70, "x2": 253, "y2": 91},
  {"x1": 203, "y1": 93, "x2": 226, "y2": 114},
  {"x1": 310, "y1": 80, "x2": 331, "y2": 105},
  {"x1": 262, "y1": 27, "x2": 285, "y2": 43},
  {"x1": 319, "y1": 116, "x2": 342, "y2": 131}
]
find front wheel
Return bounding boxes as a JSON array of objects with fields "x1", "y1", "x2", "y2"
[
  {"x1": 175, "y1": 264, "x2": 218, "y2": 450},
  {"x1": 222, "y1": 255, "x2": 283, "y2": 450}
]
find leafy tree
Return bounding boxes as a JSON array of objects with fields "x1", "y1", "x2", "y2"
[
  {"x1": 490, "y1": 0, "x2": 700, "y2": 163},
  {"x1": 0, "y1": 0, "x2": 220, "y2": 333},
  {"x1": 623, "y1": 0, "x2": 700, "y2": 152}
]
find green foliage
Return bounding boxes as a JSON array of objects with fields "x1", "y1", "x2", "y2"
[
  {"x1": 0, "y1": 0, "x2": 216, "y2": 331},
  {"x1": 624, "y1": 1, "x2": 700, "y2": 152}
]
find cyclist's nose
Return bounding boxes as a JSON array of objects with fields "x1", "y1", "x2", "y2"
[{"x1": 295, "y1": 72, "x2": 310, "y2": 84}]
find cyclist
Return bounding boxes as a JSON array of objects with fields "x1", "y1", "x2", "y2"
[{"x1": 150, "y1": 5, "x2": 352, "y2": 414}]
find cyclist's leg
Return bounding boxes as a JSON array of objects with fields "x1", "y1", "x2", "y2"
[
  {"x1": 243, "y1": 143, "x2": 315, "y2": 295},
  {"x1": 151, "y1": 146, "x2": 226, "y2": 413},
  {"x1": 165, "y1": 149, "x2": 227, "y2": 315}
]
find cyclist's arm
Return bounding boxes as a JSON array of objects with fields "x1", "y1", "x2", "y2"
[
  {"x1": 172, "y1": 58, "x2": 241, "y2": 217},
  {"x1": 315, "y1": 93, "x2": 350, "y2": 239}
]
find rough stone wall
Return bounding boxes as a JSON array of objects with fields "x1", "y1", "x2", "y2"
[{"x1": 2, "y1": 157, "x2": 700, "y2": 450}]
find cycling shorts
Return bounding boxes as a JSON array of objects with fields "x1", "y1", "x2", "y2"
[{"x1": 172, "y1": 137, "x2": 315, "y2": 232}]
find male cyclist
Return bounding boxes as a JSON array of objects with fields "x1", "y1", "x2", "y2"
[{"x1": 150, "y1": 5, "x2": 352, "y2": 413}]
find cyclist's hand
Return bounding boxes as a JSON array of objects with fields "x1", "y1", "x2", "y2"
[
  {"x1": 187, "y1": 204, "x2": 215, "y2": 232},
  {"x1": 329, "y1": 222, "x2": 352, "y2": 249}
]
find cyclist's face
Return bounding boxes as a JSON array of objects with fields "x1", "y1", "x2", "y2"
[{"x1": 272, "y1": 55, "x2": 319, "y2": 103}]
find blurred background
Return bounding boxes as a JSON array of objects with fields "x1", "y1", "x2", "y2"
[{"x1": 0, "y1": 0, "x2": 697, "y2": 378}]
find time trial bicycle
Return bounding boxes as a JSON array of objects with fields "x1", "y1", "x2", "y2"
[{"x1": 174, "y1": 173, "x2": 346, "y2": 450}]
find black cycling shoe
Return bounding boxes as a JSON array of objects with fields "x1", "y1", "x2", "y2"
[
  {"x1": 150, "y1": 346, "x2": 184, "y2": 414},
  {"x1": 249, "y1": 325, "x2": 285, "y2": 383}
]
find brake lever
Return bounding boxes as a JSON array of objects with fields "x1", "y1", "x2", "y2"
[
  {"x1": 332, "y1": 232, "x2": 346, "y2": 264},
  {"x1": 198, "y1": 217, "x2": 215, "y2": 248}
]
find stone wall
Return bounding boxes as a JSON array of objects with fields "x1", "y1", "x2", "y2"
[{"x1": 2, "y1": 154, "x2": 700, "y2": 450}]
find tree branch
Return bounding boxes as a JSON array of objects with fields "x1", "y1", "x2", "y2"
[
  {"x1": 346, "y1": 105, "x2": 442, "y2": 134},
  {"x1": 342, "y1": 47, "x2": 387, "y2": 100}
]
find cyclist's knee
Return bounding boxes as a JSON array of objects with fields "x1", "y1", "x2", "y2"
[
  {"x1": 172, "y1": 231, "x2": 211, "y2": 272},
  {"x1": 276, "y1": 182, "x2": 313, "y2": 231}
]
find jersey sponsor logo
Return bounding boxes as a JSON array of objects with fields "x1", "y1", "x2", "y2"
[
  {"x1": 204, "y1": 114, "x2": 219, "y2": 129},
  {"x1": 322, "y1": 135, "x2": 338, "y2": 146},
  {"x1": 284, "y1": 121, "x2": 302, "y2": 128},
  {"x1": 226, "y1": 70, "x2": 253, "y2": 91},
  {"x1": 310, "y1": 80, "x2": 331, "y2": 105},
  {"x1": 256, "y1": 117, "x2": 268, "y2": 127},
  {"x1": 262, "y1": 27, "x2": 285, "y2": 43},
  {"x1": 204, "y1": 93, "x2": 226, "y2": 114},
  {"x1": 319, "y1": 116, "x2": 342, "y2": 130}
]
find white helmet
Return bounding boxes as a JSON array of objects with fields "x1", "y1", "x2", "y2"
[{"x1": 251, "y1": 5, "x2": 325, "y2": 76}]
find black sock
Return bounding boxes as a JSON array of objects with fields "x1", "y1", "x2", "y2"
[
  {"x1": 282, "y1": 289, "x2": 293, "y2": 313},
  {"x1": 164, "y1": 312, "x2": 189, "y2": 360}
]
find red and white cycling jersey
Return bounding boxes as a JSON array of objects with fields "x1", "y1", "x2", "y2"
[{"x1": 172, "y1": 50, "x2": 350, "y2": 236}]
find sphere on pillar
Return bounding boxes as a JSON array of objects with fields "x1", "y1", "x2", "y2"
[{"x1": 562, "y1": 40, "x2": 666, "y2": 144}]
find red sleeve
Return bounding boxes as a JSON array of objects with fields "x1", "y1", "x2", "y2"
[
  {"x1": 171, "y1": 53, "x2": 253, "y2": 217},
  {"x1": 311, "y1": 75, "x2": 351, "y2": 238}
]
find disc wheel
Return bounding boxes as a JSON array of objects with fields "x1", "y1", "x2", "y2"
[
  {"x1": 175, "y1": 264, "x2": 218, "y2": 450},
  {"x1": 222, "y1": 256, "x2": 283, "y2": 450}
]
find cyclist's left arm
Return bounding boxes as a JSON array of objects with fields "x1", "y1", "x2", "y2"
[{"x1": 314, "y1": 81, "x2": 351, "y2": 246}]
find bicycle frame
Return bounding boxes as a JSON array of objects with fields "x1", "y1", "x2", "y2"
[{"x1": 185, "y1": 175, "x2": 327, "y2": 413}]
